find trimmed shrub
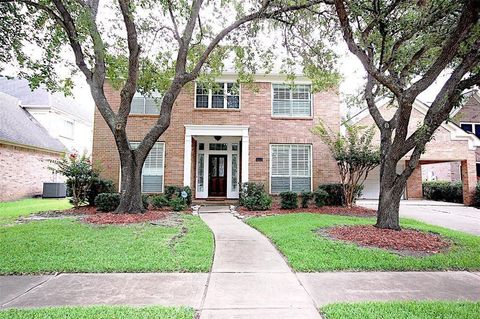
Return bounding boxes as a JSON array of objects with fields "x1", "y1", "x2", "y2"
[
  {"x1": 165, "y1": 185, "x2": 179, "y2": 200},
  {"x1": 474, "y1": 182, "x2": 480, "y2": 207},
  {"x1": 170, "y1": 197, "x2": 187, "y2": 211},
  {"x1": 300, "y1": 191, "x2": 314, "y2": 208},
  {"x1": 423, "y1": 181, "x2": 463, "y2": 203},
  {"x1": 317, "y1": 183, "x2": 363, "y2": 206},
  {"x1": 240, "y1": 182, "x2": 272, "y2": 211},
  {"x1": 317, "y1": 184, "x2": 344, "y2": 206},
  {"x1": 95, "y1": 193, "x2": 120, "y2": 212},
  {"x1": 279, "y1": 191, "x2": 298, "y2": 209},
  {"x1": 87, "y1": 178, "x2": 115, "y2": 206},
  {"x1": 314, "y1": 189, "x2": 329, "y2": 207},
  {"x1": 164, "y1": 185, "x2": 192, "y2": 205},
  {"x1": 142, "y1": 194, "x2": 150, "y2": 209},
  {"x1": 151, "y1": 195, "x2": 170, "y2": 208}
]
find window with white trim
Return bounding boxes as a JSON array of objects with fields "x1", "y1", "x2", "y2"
[
  {"x1": 460, "y1": 122, "x2": 480, "y2": 138},
  {"x1": 272, "y1": 84, "x2": 312, "y2": 117},
  {"x1": 131, "y1": 94, "x2": 161, "y2": 115},
  {"x1": 195, "y1": 82, "x2": 240, "y2": 109},
  {"x1": 130, "y1": 142, "x2": 165, "y2": 192},
  {"x1": 270, "y1": 144, "x2": 312, "y2": 193},
  {"x1": 476, "y1": 162, "x2": 480, "y2": 178}
]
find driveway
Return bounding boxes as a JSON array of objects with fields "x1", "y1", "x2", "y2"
[{"x1": 358, "y1": 200, "x2": 480, "y2": 235}]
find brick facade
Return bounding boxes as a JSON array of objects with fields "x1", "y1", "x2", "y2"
[
  {"x1": 453, "y1": 92, "x2": 480, "y2": 170},
  {"x1": 92, "y1": 81, "x2": 341, "y2": 198},
  {"x1": 0, "y1": 144, "x2": 60, "y2": 201}
]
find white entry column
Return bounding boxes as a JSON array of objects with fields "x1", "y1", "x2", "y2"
[
  {"x1": 241, "y1": 133, "x2": 249, "y2": 184},
  {"x1": 183, "y1": 133, "x2": 192, "y2": 187}
]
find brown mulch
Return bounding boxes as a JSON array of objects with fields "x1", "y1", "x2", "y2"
[
  {"x1": 32, "y1": 206, "x2": 185, "y2": 225},
  {"x1": 324, "y1": 225, "x2": 451, "y2": 256},
  {"x1": 83, "y1": 211, "x2": 170, "y2": 225},
  {"x1": 238, "y1": 204, "x2": 376, "y2": 217}
]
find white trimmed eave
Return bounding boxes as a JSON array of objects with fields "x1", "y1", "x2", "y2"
[{"x1": 184, "y1": 124, "x2": 249, "y2": 137}]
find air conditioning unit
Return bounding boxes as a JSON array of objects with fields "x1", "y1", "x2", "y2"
[{"x1": 43, "y1": 182, "x2": 67, "y2": 198}]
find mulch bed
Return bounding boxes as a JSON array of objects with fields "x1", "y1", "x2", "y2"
[
  {"x1": 323, "y1": 225, "x2": 451, "y2": 256},
  {"x1": 238, "y1": 204, "x2": 376, "y2": 217},
  {"x1": 32, "y1": 206, "x2": 184, "y2": 225},
  {"x1": 83, "y1": 211, "x2": 170, "y2": 225}
]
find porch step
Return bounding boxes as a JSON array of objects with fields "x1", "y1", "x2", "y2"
[{"x1": 193, "y1": 199, "x2": 239, "y2": 206}]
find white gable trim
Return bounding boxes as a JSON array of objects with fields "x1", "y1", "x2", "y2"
[{"x1": 413, "y1": 100, "x2": 480, "y2": 150}]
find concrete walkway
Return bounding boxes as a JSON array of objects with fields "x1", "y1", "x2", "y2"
[
  {"x1": 198, "y1": 212, "x2": 321, "y2": 319},
  {"x1": 358, "y1": 200, "x2": 480, "y2": 235}
]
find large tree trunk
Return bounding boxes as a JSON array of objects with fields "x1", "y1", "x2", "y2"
[
  {"x1": 375, "y1": 157, "x2": 406, "y2": 230},
  {"x1": 115, "y1": 151, "x2": 145, "y2": 214}
]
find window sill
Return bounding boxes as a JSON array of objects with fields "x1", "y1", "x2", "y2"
[
  {"x1": 129, "y1": 114, "x2": 160, "y2": 118},
  {"x1": 194, "y1": 108, "x2": 241, "y2": 112},
  {"x1": 271, "y1": 116, "x2": 313, "y2": 120}
]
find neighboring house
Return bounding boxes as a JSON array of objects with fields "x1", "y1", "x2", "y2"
[
  {"x1": 420, "y1": 91, "x2": 480, "y2": 183},
  {"x1": 92, "y1": 74, "x2": 341, "y2": 201},
  {"x1": 0, "y1": 77, "x2": 93, "y2": 153},
  {"x1": 354, "y1": 100, "x2": 480, "y2": 205},
  {"x1": 0, "y1": 92, "x2": 65, "y2": 201}
]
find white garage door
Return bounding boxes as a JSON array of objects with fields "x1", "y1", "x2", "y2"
[{"x1": 360, "y1": 163, "x2": 405, "y2": 199}]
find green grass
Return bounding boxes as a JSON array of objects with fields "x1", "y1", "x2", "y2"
[
  {"x1": 0, "y1": 198, "x2": 72, "y2": 224},
  {"x1": 321, "y1": 301, "x2": 480, "y2": 319},
  {"x1": 246, "y1": 213, "x2": 480, "y2": 271},
  {"x1": 0, "y1": 306, "x2": 195, "y2": 319},
  {"x1": 0, "y1": 215, "x2": 213, "y2": 274}
]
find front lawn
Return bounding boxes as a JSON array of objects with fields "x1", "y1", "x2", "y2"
[
  {"x1": 0, "y1": 198, "x2": 72, "y2": 225},
  {"x1": 247, "y1": 213, "x2": 480, "y2": 271},
  {"x1": 321, "y1": 301, "x2": 480, "y2": 319},
  {"x1": 0, "y1": 215, "x2": 214, "y2": 274},
  {"x1": 0, "y1": 306, "x2": 194, "y2": 319}
]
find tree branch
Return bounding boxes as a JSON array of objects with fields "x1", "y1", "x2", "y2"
[
  {"x1": 405, "y1": 0, "x2": 479, "y2": 99},
  {"x1": 334, "y1": 0, "x2": 403, "y2": 96}
]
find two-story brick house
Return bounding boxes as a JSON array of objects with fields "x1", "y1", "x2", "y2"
[{"x1": 92, "y1": 74, "x2": 341, "y2": 201}]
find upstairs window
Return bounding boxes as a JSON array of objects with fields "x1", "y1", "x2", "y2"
[
  {"x1": 460, "y1": 123, "x2": 480, "y2": 138},
  {"x1": 272, "y1": 84, "x2": 312, "y2": 117},
  {"x1": 195, "y1": 82, "x2": 240, "y2": 109},
  {"x1": 131, "y1": 94, "x2": 161, "y2": 115},
  {"x1": 270, "y1": 144, "x2": 312, "y2": 193}
]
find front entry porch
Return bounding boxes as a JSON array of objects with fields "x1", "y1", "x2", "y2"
[{"x1": 183, "y1": 125, "x2": 249, "y2": 200}]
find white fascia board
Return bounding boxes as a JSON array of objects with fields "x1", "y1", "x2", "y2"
[{"x1": 185, "y1": 124, "x2": 249, "y2": 137}]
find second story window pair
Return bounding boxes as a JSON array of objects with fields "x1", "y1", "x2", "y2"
[
  {"x1": 272, "y1": 84, "x2": 312, "y2": 117},
  {"x1": 131, "y1": 94, "x2": 161, "y2": 115},
  {"x1": 195, "y1": 82, "x2": 240, "y2": 109}
]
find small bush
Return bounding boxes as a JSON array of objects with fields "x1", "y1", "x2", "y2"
[
  {"x1": 317, "y1": 184, "x2": 344, "y2": 206},
  {"x1": 279, "y1": 191, "x2": 298, "y2": 209},
  {"x1": 300, "y1": 191, "x2": 314, "y2": 208},
  {"x1": 423, "y1": 181, "x2": 463, "y2": 203},
  {"x1": 95, "y1": 193, "x2": 120, "y2": 212},
  {"x1": 87, "y1": 178, "x2": 115, "y2": 206},
  {"x1": 170, "y1": 197, "x2": 187, "y2": 211},
  {"x1": 240, "y1": 182, "x2": 272, "y2": 211},
  {"x1": 164, "y1": 185, "x2": 192, "y2": 205},
  {"x1": 474, "y1": 182, "x2": 480, "y2": 207},
  {"x1": 317, "y1": 183, "x2": 363, "y2": 206},
  {"x1": 151, "y1": 195, "x2": 170, "y2": 208},
  {"x1": 165, "y1": 185, "x2": 179, "y2": 200},
  {"x1": 314, "y1": 189, "x2": 329, "y2": 207},
  {"x1": 142, "y1": 194, "x2": 150, "y2": 209}
]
